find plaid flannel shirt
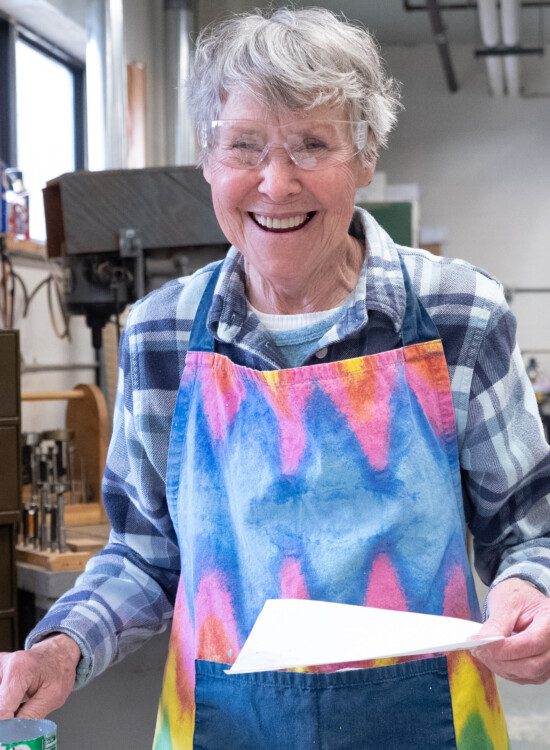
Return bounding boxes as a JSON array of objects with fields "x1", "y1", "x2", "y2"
[{"x1": 26, "y1": 208, "x2": 550, "y2": 688}]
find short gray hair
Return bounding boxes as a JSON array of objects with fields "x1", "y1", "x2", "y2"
[{"x1": 188, "y1": 6, "x2": 401, "y2": 165}]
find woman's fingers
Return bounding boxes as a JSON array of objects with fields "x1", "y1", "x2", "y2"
[
  {"x1": 474, "y1": 577, "x2": 550, "y2": 684},
  {"x1": 0, "y1": 634, "x2": 80, "y2": 719},
  {"x1": 0, "y1": 651, "x2": 31, "y2": 718}
]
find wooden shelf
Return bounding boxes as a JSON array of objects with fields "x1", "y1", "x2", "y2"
[
  {"x1": 16, "y1": 544, "x2": 95, "y2": 572},
  {"x1": 4, "y1": 237, "x2": 47, "y2": 257}
]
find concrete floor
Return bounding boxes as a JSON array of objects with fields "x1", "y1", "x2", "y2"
[
  {"x1": 498, "y1": 677, "x2": 550, "y2": 749},
  {"x1": 50, "y1": 630, "x2": 168, "y2": 749},
  {"x1": 48, "y1": 629, "x2": 550, "y2": 749}
]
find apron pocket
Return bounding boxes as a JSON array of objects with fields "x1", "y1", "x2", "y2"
[{"x1": 193, "y1": 657, "x2": 457, "y2": 750}]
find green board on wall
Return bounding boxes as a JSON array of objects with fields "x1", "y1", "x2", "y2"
[{"x1": 359, "y1": 202, "x2": 414, "y2": 247}]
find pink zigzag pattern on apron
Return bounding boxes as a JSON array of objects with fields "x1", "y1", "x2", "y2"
[
  {"x1": 318, "y1": 360, "x2": 397, "y2": 471},
  {"x1": 258, "y1": 376, "x2": 313, "y2": 475},
  {"x1": 365, "y1": 552, "x2": 408, "y2": 611},
  {"x1": 279, "y1": 557, "x2": 310, "y2": 599},
  {"x1": 195, "y1": 570, "x2": 241, "y2": 664},
  {"x1": 442, "y1": 563, "x2": 471, "y2": 621},
  {"x1": 198, "y1": 355, "x2": 246, "y2": 441}
]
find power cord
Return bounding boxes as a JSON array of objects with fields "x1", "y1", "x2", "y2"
[
  {"x1": 0, "y1": 244, "x2": 70, "y2": 339},
  {"x1": 0, "y1": 243, "x2": 29, "y2": 327}
]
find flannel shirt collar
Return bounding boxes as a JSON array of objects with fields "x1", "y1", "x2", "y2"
[{"x1": 207, "y1": 207, "x2": 407, "y2": 348}]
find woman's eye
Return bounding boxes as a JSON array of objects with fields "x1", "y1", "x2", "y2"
[
  {"x1": 230, "y1": 140, "x2": 262, "y2": 151},
  {"x1": 299, "y1": 139, "x2": 328, "y2": 152}
]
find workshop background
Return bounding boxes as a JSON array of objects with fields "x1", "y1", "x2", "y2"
[{"x1": 0, "y1": 1, "x2": 549, "y2": 748}]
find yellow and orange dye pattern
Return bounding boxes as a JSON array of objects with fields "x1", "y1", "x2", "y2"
[{"x1": 448, "y1": 650, "x2": 510, "y2": 749}]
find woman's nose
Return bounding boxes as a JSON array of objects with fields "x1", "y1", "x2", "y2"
[{"x1": 256, "y1": 146, "x2": 302, "y2": 201}]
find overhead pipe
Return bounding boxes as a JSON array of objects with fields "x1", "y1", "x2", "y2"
[
  {"x1": 501, "y1": 0, "x2": 521, "y2": 96},
  {"x1": 477, "y1": 0, "x2": 505, "y2": 96},
  {"x1": 0, "y1": 21, "x2": 17, "y2": 166},
  {"x1": 164, "y1": 0, "x2": 196, "y2": 165},
  {"x1": 86, "y1": 0, "x2": 127, "y2": 169},
  {"x1": 404, "y1": 2, "x2": 550, "y2": 10},
  {"x1": 425, "y1": 0, "x2": 459, "y2": 92}
]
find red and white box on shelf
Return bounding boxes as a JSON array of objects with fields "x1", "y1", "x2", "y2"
[{"x1": 1, "y1": 166, "x2": 30, "y2": 241}]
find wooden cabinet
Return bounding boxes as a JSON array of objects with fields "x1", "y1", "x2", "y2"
[
  {"x1": 0, "y1": 426, "x2": 20, "y2": 513},
  {"x1": 0, "y1": 330, "x2": 20, "y2": 651}
]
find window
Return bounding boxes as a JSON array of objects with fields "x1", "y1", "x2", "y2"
[{"x1": 0, "y1": 19, "x2": 84, "y2": 242}]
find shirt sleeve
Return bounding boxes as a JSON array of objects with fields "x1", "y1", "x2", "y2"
[
  {"x1": 25, "y1": 319, "x2": 181, "y2": 688},
  {"x1": 460, "y1": 288, "x2": 550, "y2": 598}
]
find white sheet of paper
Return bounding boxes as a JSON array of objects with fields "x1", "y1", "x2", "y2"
[{"x1": 226, "y1": 599, "x2": 503, "y2": 674}]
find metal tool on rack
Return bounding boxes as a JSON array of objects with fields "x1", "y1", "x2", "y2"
[
  {"x1": 21, "y1": 429, "x2": 77, "y2": 552},
  {"x1": 39, "y1": 483, "x2": 51, "y2": 551},
  {"x1": 21, "y1": 432, "x2": 42, "y2": 547},
  {"x1": 42, "y1": 430, "x2": 73, "y2": 553},
  {"x1": 44, "y1": 437, "x2": 65, "y2": 553},
  {"x1": 68, "y1": 442, "x2": 77, "y2": 505},
  {"x1": 56, "y1": 491, "x2": 67, "y2": 553},
  {"x1": 38, "y1": 441, "x2": 53, "y2": 551}
]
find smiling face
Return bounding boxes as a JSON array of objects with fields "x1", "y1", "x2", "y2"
[{"x1": 202, "y1": 91, "x2": 375, "y2": 308}]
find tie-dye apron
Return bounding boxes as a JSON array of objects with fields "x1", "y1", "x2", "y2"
[{"x1": 154, "y1": 259, "x2": 509, "y2": 749}]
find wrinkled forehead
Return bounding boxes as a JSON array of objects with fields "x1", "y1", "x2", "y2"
[{"x1": 217, "y1": 88, "x2": 351, "y2": 126}]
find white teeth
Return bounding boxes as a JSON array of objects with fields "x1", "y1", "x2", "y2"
[{"x1": 253, "y1": 213, "x2": 308, "y2": 230}]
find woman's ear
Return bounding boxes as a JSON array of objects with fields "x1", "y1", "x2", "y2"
[
  {"x1": 202, "y1": 159, "x2": 212, "y2": 185},
  {"x1": 355, "y1": 158, "x2": 377, "y2": 189}
]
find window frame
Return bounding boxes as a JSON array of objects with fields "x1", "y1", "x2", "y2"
[
  {"x1": 0, "y1": 14, "x2": 85, "y2": 172},
  {"x1": 0, "y1": 16, "x2": 17, "y2": 167}
]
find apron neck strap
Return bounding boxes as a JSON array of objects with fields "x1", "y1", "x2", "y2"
[
  {"x1": 188, "y1": 263, "x2": 223, "y2": 352},
  {"x1": 398, "y1": 255, "x2": 440, "y2": 346},
  {"x1": 187, "y1": 255, "x2": 439, "y2": 354}
]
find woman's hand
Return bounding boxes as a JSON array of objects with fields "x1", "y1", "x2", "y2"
[
  {"x1": 0, "y1": 633, "x2": 80, "y2": 719},
  {"x1": 474, "y1": 577, "x2": 550, "y2": 684}
]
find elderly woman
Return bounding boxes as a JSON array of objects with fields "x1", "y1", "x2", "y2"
[{"x1": 1, "y1": 7, "x2": 550, "y2": 749}]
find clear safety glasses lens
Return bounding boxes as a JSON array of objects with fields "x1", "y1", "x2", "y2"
[{"x1": 202, "y1": 119, "x2": 368, "y2": 170}]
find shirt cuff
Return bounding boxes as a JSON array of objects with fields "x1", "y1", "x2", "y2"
[{"x1": 25, "y1": 626, "x2": 94, "y2": 690}]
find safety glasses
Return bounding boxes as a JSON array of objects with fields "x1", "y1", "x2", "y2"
[{"x1": 201, "y1": 119, "x2": 369, "y2": 171}]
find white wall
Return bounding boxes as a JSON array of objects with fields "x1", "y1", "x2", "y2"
[
  {"x1": 0, "y1": 0, "x2": 86, "y2": 60},
  {"x1": 45, "y1": 0, "x2": 86, "y2": 26},
  {"x1": 379, "y1": 44, "x2": 550, "y2": 369},
  {"x1": 13, "y1": 259, "x2": 97, "y2": 432}
]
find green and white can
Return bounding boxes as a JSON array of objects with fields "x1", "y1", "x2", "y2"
[{"x1": 0, "y1": 719, "x2": 57, "y2": 749}]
